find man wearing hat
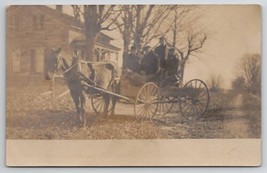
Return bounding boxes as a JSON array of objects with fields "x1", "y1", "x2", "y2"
[
  {"x1": 154, "y1": 37, "x2": 168, "y2": 70},
  {"x1": 166, "y1": 47, "x2": 179, "y2": 75},
  {"x1": 140, "y1": 46, "x2": 160, "y2": 75},
  {"x1": 125, "y1": 45, "x2": 140, "y2": 73},
  {"x1": 161, "y1": 47, "x2": 180, "y2": 86}
]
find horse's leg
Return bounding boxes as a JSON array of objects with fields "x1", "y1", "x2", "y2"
[
  {"x1": 70, "y1": 90, "x2": 81, "y2": 123},
  {"x1": 80, "y1": 91, "x2": 88, "y2": 127},
  {"x1": 110, "y1": 95, "x2": 117, "y2": 116},
  {"x1": 103, "y1": 94, "x2": 110, "y2": 116},
  {"x1": 110, "y1": 83, "x2": 119, "y2": 116}
]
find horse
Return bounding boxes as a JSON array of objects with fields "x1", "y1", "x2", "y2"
[{"x1": 44, "y1": 47, "x2": 118, "y2": 126}]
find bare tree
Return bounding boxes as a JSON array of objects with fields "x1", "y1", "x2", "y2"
[
  {"x1": 71, "y1": 5, "x2": 121, "y2": 61},
  {"x1": 114, "y1": 5, "x2": 135, "y2": 68},
  {"x1": 239, "y1": 53, "x2": 261, "y2": 95},
  {"x1": 209, "y1": 74, "x2": 223, "y2": 92},
  {"x1": 133, "y1": 5, "x2": 174, "y2": 55},
  {"x1": 114, "y1": 5, "x2": 174, "y2": 67},
  {"x1": 165, "y1": 6, "x2": 207, "y2": 85},
  {"x1": 232, "y1": 76, "x2": 246, "y2": 92}
]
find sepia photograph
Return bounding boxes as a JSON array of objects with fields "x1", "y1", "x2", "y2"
[{"x1": 5, "y1": 4, "x2": 261, "y2": 166}]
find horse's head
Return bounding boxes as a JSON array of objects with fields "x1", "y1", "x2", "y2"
[{"x1": 44, "y1": 47, "x2": 62, "y2": 80}]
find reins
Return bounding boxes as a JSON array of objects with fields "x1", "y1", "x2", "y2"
[{"x1": 62, "y1": 62, "x2": 78, "y2": 74}]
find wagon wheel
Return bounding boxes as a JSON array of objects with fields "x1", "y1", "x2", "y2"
[
  {"x1": 179, "y1": 79, "x2": 209, "y2": 121},
  {"x1": 155, "y1": 96, "x2": 174, "y2": 117},
  {"x1": 91, "y1": 94, "x2": 112, "y2": 114},
  {"x1": 134, "y1": 82, "x2": 159, "y2": 122}
]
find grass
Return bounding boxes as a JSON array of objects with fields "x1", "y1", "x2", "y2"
[{"x1": 207, "y1": 89, "x2": 238, "y2": 113}]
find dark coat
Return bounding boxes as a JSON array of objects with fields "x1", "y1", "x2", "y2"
[
  {"x1": 141, "y1": 51, "x2": 160, "y2": 75},
  {"x1": 154, "y1": 44, "x2": 168, "y2": 68},
  {"x1": 125, "y1": 53, "x2": 140, "y2": 73},
  {"x1": 165, "y1": 54, "x2": 179, "y2": 76}
]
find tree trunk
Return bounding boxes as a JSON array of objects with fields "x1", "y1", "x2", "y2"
[
  {"x1": 134, "y1": 6, "x2": 142, "y2": 56},
  {"x1": 172, "y1": 9, "x2": 177, "y2": 48},
  {"x1": 122, "y1": 38, "x2": 130, "y2": 69},
  {"x1": 180, "y1": 63, "x2": 185, "y2": 86},
  {"x1": 84, "y1": 5, "x2": 99, "y2": 61},
  {"x1": 85, "y1": 32, "x2": 98, "y2": 61}
]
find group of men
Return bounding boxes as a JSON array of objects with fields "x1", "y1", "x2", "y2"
[{"x1": 125, "y1": 37, "x2": 180, "y2": 85}]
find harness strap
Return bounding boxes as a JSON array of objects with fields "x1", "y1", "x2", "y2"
[{"x1": 62, "y1": 62, "x2": 78, "y2": 74}]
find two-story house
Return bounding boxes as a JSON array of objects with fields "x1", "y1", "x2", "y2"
[{"x1": 6, "y1": 5, "x2": 120, "y2": 74}]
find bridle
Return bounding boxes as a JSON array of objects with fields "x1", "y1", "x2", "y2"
[
  {"x1": 53, "y1": 53, "x2": 98, "y2": 86},
  {"x1": 55, "y1": 53, "x2": 79, "y2": 74}
]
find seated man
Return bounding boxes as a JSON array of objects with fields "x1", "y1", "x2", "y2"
[
  {"x1": 160, "y1": 47, "x2": 180, "y2": 86},
  {"x1": 125, "y1": 45, "x2": 141, "y2": 73},
  {"x1": 140, "y1": 46, "x2": 160, "y2": 76}
]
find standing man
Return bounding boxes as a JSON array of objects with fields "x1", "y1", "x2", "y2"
[
  {"x1": 140, "y1": 46, "x2": 160, "y2": 75},
  {"x1": 154, "y1": 37, "x2": 168, "y2": 74}
]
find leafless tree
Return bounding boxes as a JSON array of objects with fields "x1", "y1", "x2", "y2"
[
  {"x1": 239, "y1": 53, "x2": 261, "y2": 95},
  {"x1": 165, "y1": 6, "x2": 208, "y2": 85},
  {"x1": 133, "y1": 5, "x2": 174, "y2": 55},
  {"x1": 71, "y1": 5, "x2": 121, "y2": 61},
  {"x1": 208, "y1": 74, "x2": 223, "y2": 92},
  {"x1": 114, "y1": 5, "x2": 174, "y2": 67},
  {"x1": 232, "y1": 76, "x2": 246, "y2": 92},
  {"x1": 113, "y1": 5, "x2": 135, "y2": 68}
]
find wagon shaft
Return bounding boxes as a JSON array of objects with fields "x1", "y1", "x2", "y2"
[{"x1": 83, "y1": 83, "x2": 133, "y2": 101}]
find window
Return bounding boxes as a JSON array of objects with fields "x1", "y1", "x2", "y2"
[
  {"x1": 33, "y1": 14, "x2": 44, "y2": 31},
  {"x1": 10, "y1": 15, "x2": 19, "y2": 31},
  {"x1": 12, "y1": 49, "x2": 21, "y2": 72},
  {"x1": 31, "y1": 48, "x2": 45, "y2": 73}
]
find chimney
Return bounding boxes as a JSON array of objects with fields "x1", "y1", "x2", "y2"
[{"x1": 56, "y1": 5, "x2": 63, "y2": 12}]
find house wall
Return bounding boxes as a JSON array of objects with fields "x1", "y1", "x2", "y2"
[
  {"x1": 6, "y1": 6, "x2": 71, "y2": 74},
  {"x1": 6, "y1": 6, "x2": 121, "y2": 74}
]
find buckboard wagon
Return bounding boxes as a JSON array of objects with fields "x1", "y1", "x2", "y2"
[{"x1": 88, "y1": 72, "x2": 209, "y2": 122}]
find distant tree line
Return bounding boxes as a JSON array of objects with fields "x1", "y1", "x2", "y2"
[{"x1": 232, "y1": 53, "x2": 261, "y2": 96}]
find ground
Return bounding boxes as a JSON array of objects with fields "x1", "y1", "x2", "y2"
[{"x1": 6, "y1": 76, "x2": 261, "y2": 139}]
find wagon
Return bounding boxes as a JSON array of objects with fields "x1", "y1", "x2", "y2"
[{"x1": 88, "y1": 72, "x2": 209, "y2": 122}]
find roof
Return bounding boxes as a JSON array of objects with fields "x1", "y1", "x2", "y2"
[{"x1": 71, "y1": 39, "x2": 121, "y2": 51}]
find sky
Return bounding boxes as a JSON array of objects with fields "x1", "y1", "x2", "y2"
[
  {"x1": 183, "y1": 5, "x2": 261, "y2": 88},
  {"x1": 58, "y1": 5, "x2": 261, "y2": 89}
]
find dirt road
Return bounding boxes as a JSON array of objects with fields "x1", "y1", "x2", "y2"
[
  {"x1": 6, "y1": 86, "x2": 260, "y2": 139},
  {"x1": 222, "y1": 94, "x2": 260, "y2": 138}
]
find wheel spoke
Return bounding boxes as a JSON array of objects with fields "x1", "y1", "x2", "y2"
[
  {"x1": 136, "y1": 98, "x2": 146, "y2": 104},
  {"x1": 196, "y1": 101, "x2": 207, "y2": 111},
  {"x1": 93, "y1": 96, "x2": 102, "y2": 104},
  {"x1": 198, "y1": 88, "x2": 208, "y2": 98},
  {"x1": 195, "y1": 103, "x2": 204, "y2": 113},
  {"x1": 142, "y1": 107, "x2": 148, "y2": 120},
  {"x1": 194, "y1": 104, "x2": 201, "y2": 116},
  {"x1": 99, "y1": 100, "x2": 104, "y2": 112},
  {"x1": 180, "y1": 80, "x2": 209, "y2": 120},
  {"x1": 94, "y1": 99, "x2": 103, "y2": 109}
]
